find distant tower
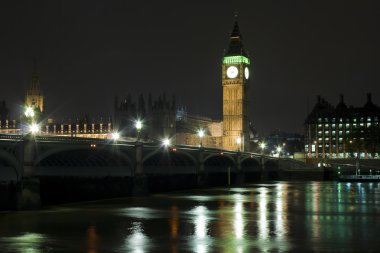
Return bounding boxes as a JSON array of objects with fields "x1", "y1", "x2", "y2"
[
  {"x1": 222, "y1": 16, "x2": 251, "y2": 151},
  {"x1": 25, "y1": 63, "x2": 44, "y2": 113}
]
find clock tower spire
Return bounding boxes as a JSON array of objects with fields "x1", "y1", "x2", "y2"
[
  {"x1": 25, "y1": 61, "x2": 44, "y2": 114},
  {"x1": 222, "y1": 18, "x2": 251, "y2": 152}
]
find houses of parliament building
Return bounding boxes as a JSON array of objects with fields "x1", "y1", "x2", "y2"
[{"x1": 0, "y1": 19, "x2": 253, "y2": 152}]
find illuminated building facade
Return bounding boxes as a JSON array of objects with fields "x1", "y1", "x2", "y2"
[
  {"x1": 222, "y1": 20, "x2": 251, "y2": 152},
  {"x1": 114, "y1": 94, "x2": 176, "y2": 141},
  {"x1": 305, "y1": 94, "x2": 380, "y2": 159},
  {"x1": 25, "y1": 68, "x2": 44, "y2": 114},
  {"x1": 0, "y1": 101, "x2": 18, "y2": 134}
]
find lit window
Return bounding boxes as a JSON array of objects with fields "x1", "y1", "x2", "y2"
[
  {"x1": 339, "y1": 118, "x2": 343, "y2": 122},
  {"x1": 318, "y1": 118, "x2": 322, "y2": 122},
  {"x1": 353, "y1": 118, "x2": 357, "y2": 122},
  {"x1": 360, "y1": 123, "x2": 364, "y2": 127},
  {"x1": 345, "y1": 124, "x2": 350, "y2": 128},
  {"x1": 325, "y1": 131, "x2": 329, "y2": 135},
  {"x1": 339, "y1": 124, "x2": 343, "y2": 129},
  {"x1": 325, "y1": 138, "x2": 329, "y2": 141},
  {"x1": 339, "y1": 131, "x2": 343, "y2": 135},
  {"x1": 332, "y1": 131, "x2": 336, "y2": 135},
  {"x1": 318, "y1": 138, "x2": 322, "y2": 141},
  {"x1": 325, "y1": 124, "x2": 329, "y2": 128},
  {"x1": 367, "y1": 117, "x2": 371, "y2": 122},
  {"x1": 318, "y1": 124, "x2": 322, "y2": 128},
  {"x1": 346, "y1": 131, "x2": 350, "y2": 134},
  {"x1": 367, "y1": 123, "x2": 371, "y2": 127},
  {"x1": 360, "y1": 117, "x2": 364, "y2": 122},
  {"x1": 353, "y1": 124, "x2": 357, "y2": 128}
]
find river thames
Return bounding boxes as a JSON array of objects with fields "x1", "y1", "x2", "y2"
[{"x1": 1, "y1": 181, "x2": 380, "y2": 252}]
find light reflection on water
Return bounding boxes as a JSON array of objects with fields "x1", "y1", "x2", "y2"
[
  {"x1": 1, "y1": 182, "x2": 380, "y2": 252},
  {"x1": 0, "y1": 233, "x2": 47, "y2": 253}
]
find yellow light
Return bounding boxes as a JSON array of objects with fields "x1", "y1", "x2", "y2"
[
  {"x1": 197, "y1": 129, "x2": 205, "y2": 138},
  {"x1": 259, "y1": 142, "x2": 266, "y2": 150},
  {"x1": 236, "y1": 137, "x2": 241, "y2": 145}
]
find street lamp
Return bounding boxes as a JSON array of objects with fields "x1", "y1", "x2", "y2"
[
  {"x1": 24, "y1": 106, "x2": 35, "y2": 119},
  {"x1": 236, "y1": 137, "x2": 241, "y2": 152},
  {"x1": 29, "y1": 123, "x2": 39, "y2": 135},
  {"x1": 162, "y1": 138, "x2": 171, "y2": 147},
  {"x1": 259, "y1": 142, "x2": 266, "y2": 154},
  {"x1": 135, "y1": 120, "x2": 142, "y2": 140},
  {"x1": 197, "y1": 129, "x2": 205, "y2": 147},
  {"x1": 276, "y1": 146, "x2": 282, "y2": 158},
  {"x1": 111, "y1": 132, "x2": 120, "y2": 141}
]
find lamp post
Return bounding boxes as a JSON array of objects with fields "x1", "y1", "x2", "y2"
[
  {"x1": 135, "y1": 120, "x2": 142, "y2": 141},
  {"x1": 24, "y1": 106, "x2": 38, "y2": 135},
  {"x1": 197, "y1": 129, "x2": 205, "y2": 147},
  {"x1": 276, "y1": 146, "x2": 282, "y2": 158},
  {"x1": 236, "y1": 137, "x2": 241, "y2": 152},
  {"x1": 24, "y1": 106, "x2": 35, "y2": 119},
  {"x1": 259, "y1": 142, "x2": 266, "y2": 155},
  {"x1": 162, "y1": 138, "x2": 170, "y2": 148},
  {"x1": 111, "y1": 132, "x2": 120, "y2": 141},
  {"x1": 29, "y1": 123, "x2": 39, "y2": 135}
]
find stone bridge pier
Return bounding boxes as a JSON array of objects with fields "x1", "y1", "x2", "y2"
[{"x1": 17, "y1": 135, "x2": 41, "y2": 210}]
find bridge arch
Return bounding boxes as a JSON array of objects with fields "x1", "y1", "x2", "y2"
[
  {"x1": 240, "y1": 157, "x2": 261, "y2": 170},
  {"x1": 203, "y1": 153, "x2": 236, "y2": 186},
  {"x1": 35, "y1": 146, "x2": 133, "y2": 168},
  {"x1": 264, "y1": 159, "x2": 279, "y2": 180},
  {"x1": 143, "y1": 149, "x2": 197, "y2": 167},
  {"x1": 203, "y1": 153, "x2": 235, "y2": 167},
  {"x1": 143, "y1": 149, "x2": 198, "y2": 192},
  {"x1": 0, "y1": 149, "x2": 21, "y2": 180},
  {"x1": 35, "y1": 147, "x2": 133, "y2": 178}
]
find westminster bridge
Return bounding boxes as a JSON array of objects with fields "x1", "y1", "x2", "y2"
[{"x1": 0, "y1": 134, "x2": 321, "y2": 210}]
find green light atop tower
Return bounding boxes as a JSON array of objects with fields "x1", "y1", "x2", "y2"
[{"x1": 223, "y1": 56, "x2": 250, "y2": 65}]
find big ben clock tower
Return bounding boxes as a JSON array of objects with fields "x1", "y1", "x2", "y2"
[{"x1": 222, "y1": 19, "x2": 251, "y2": 152}]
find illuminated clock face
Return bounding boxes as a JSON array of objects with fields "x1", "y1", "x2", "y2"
[
  {"x1": 244, "y1": 67, "x2": 249, "y2": 79},
  {"x1": 226, "y1": 66, "x2": 238, "y2": 78}
]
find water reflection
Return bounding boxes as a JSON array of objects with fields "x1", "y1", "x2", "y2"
[
  {"x1": 1, "y1": 182, "x2": 380, "y2": 252},
  {"x1": 191, "y1": 205, "x2": 212, "y2": 253},
  {"x1": 258, "y1": 187, "x2": 268, "y2": 239},
  {"x1": 170, "y1": 205, "x2": 179, "y2": 240},
  {"x1": 124, "y1": 221, "x2": 151, "y2": 253},
  {"x1": 0, "y1": 233, "x2": 47, "y2": 253},
  {"x1": 86, "y1": 226, "x2": 98, "y2": 253}
]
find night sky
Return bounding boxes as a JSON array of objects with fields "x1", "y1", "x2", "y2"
[{"x1": 0, "y1": 0, "x2": 379, "y2": 134}]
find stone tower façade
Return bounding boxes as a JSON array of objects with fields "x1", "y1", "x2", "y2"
[
  {"x1": 222, "y1": 20, "x2": 251, "y2": 152},
  {"x1": 25, "y1": 68, "x2": 44, "y2": 113}
]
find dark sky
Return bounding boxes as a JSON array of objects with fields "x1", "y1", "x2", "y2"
[{"x1": 0, "y1": 0, "x2": 379, "y2": 134}]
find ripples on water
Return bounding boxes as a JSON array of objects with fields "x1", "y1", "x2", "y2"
[{"x1": 1, "y1": 182, "x2": 380, "y2": 252}]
